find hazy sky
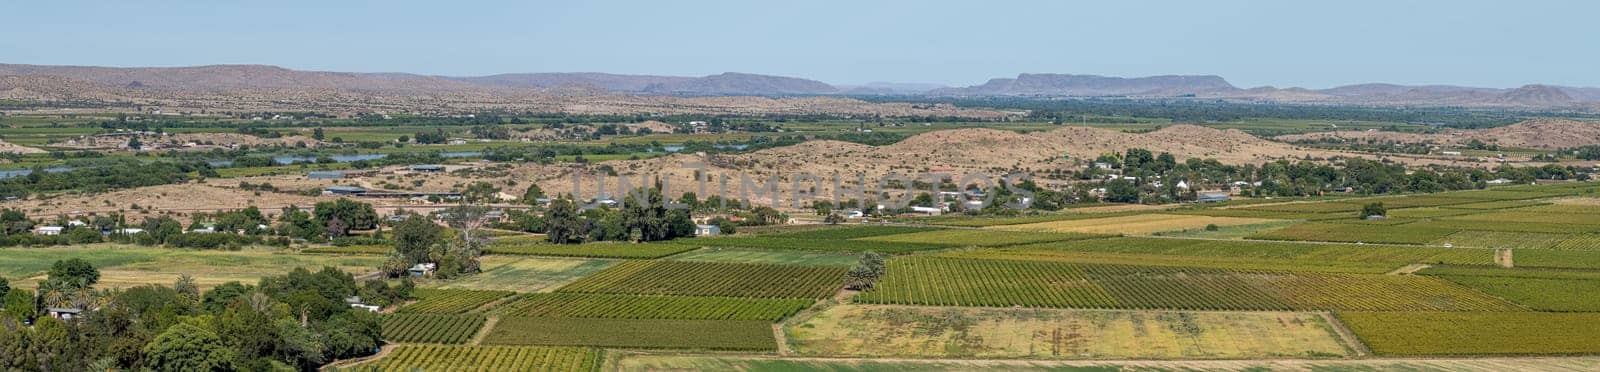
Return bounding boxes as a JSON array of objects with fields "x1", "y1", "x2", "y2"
[{"x1": 2, "y1": 1, "x2": 1595, "y2": 88}]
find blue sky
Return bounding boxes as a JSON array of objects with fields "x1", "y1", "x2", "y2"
[{"x1": 1, "y1": 1, "x2": 1594, "y2": 88}]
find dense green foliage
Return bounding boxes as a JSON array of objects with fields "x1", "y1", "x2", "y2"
[{"x1": 0, "y1": 265, "x2": 407, "y2": 371}]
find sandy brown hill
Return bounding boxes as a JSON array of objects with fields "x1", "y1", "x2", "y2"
[
  {"x1": 1276, "y1": 119, "x2": 1600, "y2": 149},
  {"x1": 0, "y1": 75, "x2": 141, "y2": 102},
  {"x1": 1471, "y1": 119, "x2": 1600, "y2": 148},
  {"x1": 522, "y1": 124, "x2": 1346, "y2": 206}
]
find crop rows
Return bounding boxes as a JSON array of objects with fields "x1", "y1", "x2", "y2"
[
  {"x1": 1432, "y1": 190, "x2": 1568, "y2": 200},
  {"x1": 301, "y1": 245, "x2": 391, "y2": 255},
  {"x1": 695, "y1": 236, "x2": 951, "y2": 253},
  {"x1": 1410, "y1": 219, "x2": 1598, "y2": 234},
  {"x1": 398, "y1": 289, "x2": 515, "y2": 314},
  {"x1": 482, "y1": 317, "x2": 776, "y2": 350},
  {"x1": 765, "y1": 225, "x2": 939, "y2": 239},
  {"x1": 496, "y1": 293, "x2": 812, "y2": 321},
  {"x1": 1519, "y1": 204, "x2": 1600, "y2": 215},
  {"x1": 1440, "y1": 200, "x2": 1549, "y2": 210},
  {"x1": 1239, "y1": 201, "x2": 1364, "y2": 213},
  {"x1": 380, "y1": 314, "x2": 486, "y2": 344},
  {"x1": 1553, "y1": 234, "x2": 1600, "y2": 250},
  {"x1": 1429, "y1": 231, "x2": 1570, "y2": 249},
  {"x1": 484, "y1": 241, "x2": 700, "y2": 259},
  {"x1": 960, "y1": 237, "x2": 1495, "y2": 271},
  {"x1": 1432, "y1": 274, "x2": 1600, "y2": 311},
  {"x1": 1445, "y1": 211, "x2": 1600, "y2": 226},
  {"x1": 1337, "y1": 312, "x2": 1600, "y2": 356},
  {"x1": 859, "y1": 229, "x2": 1104, "y2": 247},
  {"x1": 1249, "y1": 222, "x2": 1457, "y2": 244},
  {"x1": 557, "y1": 260, "x2": 847, "y2": 298},
  {"x1": 856, "y1": 257, "x2": 1519, "y2": 311},
  {"x1": 353, "y1": 345, "x2": 600, "y2": 372}
]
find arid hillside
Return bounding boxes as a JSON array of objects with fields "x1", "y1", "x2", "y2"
[
  {"x1": 1276, "y1": 119, "x2": 1600, "y2": 149},
  {"x1": 517, "y1": 125, "x2": 1375, "y2": 205}
]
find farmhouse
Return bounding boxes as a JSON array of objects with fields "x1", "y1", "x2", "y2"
[
  {"x1": 409, "y1": 165, "x2": 445, "y2": 173},
  {"x1": 323, "y1": 185, "x2": 368, "y2": 195},
  {"x1": 408, "y1": 263, "x2": 437, "y2": 277},
  {"x1": 307, "y1": 171, "x2": 345, "y2": 180},
  {"x1": 47, "y1": 307, "x2": 83, "y2": 320},
  {"x1": 695, "y1": 224, "x2": 721, "y2": 236}
]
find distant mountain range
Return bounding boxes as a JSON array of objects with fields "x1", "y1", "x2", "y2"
[{"x1": 3, "y1": 63, "x2": 1600, "y2": 109}]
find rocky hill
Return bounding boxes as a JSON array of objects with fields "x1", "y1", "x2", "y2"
[{"x1": 1275, "y1": 119, "x2": 1600, "y2": 149}]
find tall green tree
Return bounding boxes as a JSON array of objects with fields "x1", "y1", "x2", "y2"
[
  {"x1": 48, "y1": 259, "x2": 99, "y2": 287},
  {"x1": 142, "y1": 323, "x2": 237, "y2": 372}
]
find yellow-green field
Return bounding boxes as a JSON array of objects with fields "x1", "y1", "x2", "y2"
[
  {"x1": 988, "y1": 214, "x2": 1276, "y2": 235},
  {"x1": 2, "y1": 245, "x2": 382, "y2": 290},
  {"x1": 786, "y1": 304, "x2": 1353, "y2": 359},
  {"x1": 428, "y1": 256, "x2": 614, "y2": 292},
  {"x1": 610, "y1": 354, "x2": 1600, "y2": 372}
]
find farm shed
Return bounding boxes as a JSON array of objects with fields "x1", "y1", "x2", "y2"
[{"x1": 307, "y1": 171, "x2": 345, "y2": 180}]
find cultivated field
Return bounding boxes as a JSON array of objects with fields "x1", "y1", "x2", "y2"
[
  {"x1": 989, "y1": 214, "x2": 1275, "y2": 235},
  {"x1": 342, "y1": 345, "x2": 601, "y2": 371},
  {"x1": 786, "y1": 304, "x2": 1353, "y2": 359},
  {"x1": 429, "y1": 256, "x2": 613, "y2": 292}
]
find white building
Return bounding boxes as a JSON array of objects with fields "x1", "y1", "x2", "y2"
[
  {"x1": 695, "y1": 224, "x2": 721, "y2": 237},
  {"x1": 35, "y1": 226, "x2": 63, "y2": 235}
]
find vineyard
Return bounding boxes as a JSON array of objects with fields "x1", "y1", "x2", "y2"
[
  {"x1": 484, "y1": 241, "x2": 701, "y2": 259},
  {"x1": 496, "y1": 293, "x2": 813, "y2": 321},
  {"x1": 397, "y1": 289, "x2": 515, "y2": 314},
  {"x1": 943, "y1": 237, "x2": 1495, "y2": 273},
  {"x1": 695, "y1": 235, "x2": 951, "y2": 253},
  {"x1": 381, "y1": 314, "x2": 486, "y2": 344},
  {"x1": 345, "y1": 345, "x2": 601, "y2": 372},
  {"x1": 1337, "y1": 312, "x2": 1600, "y2": 355},
  {"x1": 300, "y1": 245, "x2": 391, "y2": 255},
  {"x1": 857, "y1": 229, "x2": 1103, "y2": 247},
  {"x1": 990, "y1": 214, "x2": 1275, "y2": 235},
  {"x1": 482, "y1": 317, "x2": 777, "y2": 350},
  {"x1": 341, "y1": 182, "x2": 1600, "y2": 367},
  {"x1": 557, "y1": 260, "x2": 847, "y2": 298},
  {"x1": 1248, "y1": 222, "x2": 1457, "y2": 244},
  {"x1": 855, "y1": 257, "x2": 1520, "y2": 311}
]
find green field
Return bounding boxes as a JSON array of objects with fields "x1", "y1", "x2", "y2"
[
  {"x1": 496, "y1": 293, "x2": 812, "y2": 321},
  {"x1": 380, "y1": 314, "x2": 486, "y2": 344},
  {"x1": 396, "y1": 289, "x2": 515, "y2": 314},
  {"x1": 430, "y1": 256, "x2": 614, "y2": 292},
  {"x1": 787, "y1": 305, "x2": 1353, "y2": 359},
  {"x1": 345, "y1": 345, "x2": 601, "y2": 372},
  {"x1": 666, "y1": 247, "x2": 861, "y2": 266},
  {"x1": 945, "y1": 237, "x2": 1494, "y2": 273},
  {"x1": 1248, "y1": 222, "x2": 1458, "y2": 244},
  {"x1": 481, "y1": 317, "x2": 776, "y2": 350},
  {"x1": 556, "y1": 260, "x2": 846, "y2": 298},
  {"x1": 1338, "y1": 312, "x2": 1600, "y2": 355},
  {"x1": 856, "y1": 257, "x2": 1519, "y2": 311},
  {"x1": 0, "y1": 245, "x2": 381, "y2": 290},
  {"x1": 483, "y1": 240, "x2": 701, "y2": 259}
]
